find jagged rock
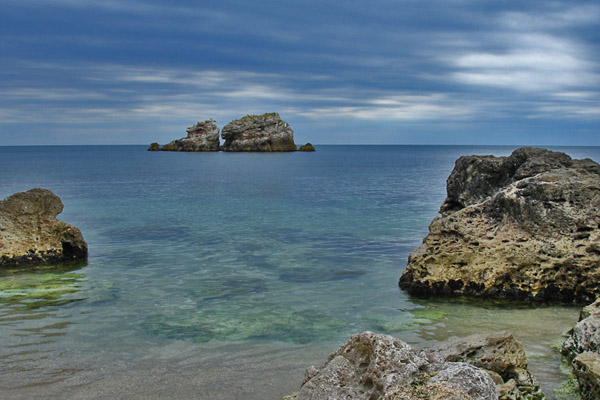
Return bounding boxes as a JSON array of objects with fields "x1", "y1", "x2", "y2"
[
  {"x1": 399, "y1": 147, "x2": 600, "y2": 302},
  {"x1": 580, "y1": 298, "x2": 600, "y2": 321},
  {"x1": 562, "y1": 302, "x2": 600, "y2": 361},
  {"x1": 221, "y1": 113, "x2": 297, "y2": 152},
  {"x1": 0, "y1": 188, "x2": 87, "y2": 266},
  {"x1": 290, "y1": 331, "x2": 497, "y2": 400},
  {"x1": 159, "y1": 119, "x2": 220, "y2": 152},
  {"x1": 298, "y1": 143, "x2": 315, "y2": 152},
  {"x1": 430, "y1": 332, "x2": 544, "y2": 400},
  {"x1": 147, "y1": 142, "x2": 160, "y2": 151},
  {"x1": 572, "y1": 351, "x2": 600, "y2": 400}
]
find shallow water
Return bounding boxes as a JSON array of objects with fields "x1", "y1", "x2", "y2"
[{"x1": 1, "y1": 145, "x2": 598, "y2": 399}]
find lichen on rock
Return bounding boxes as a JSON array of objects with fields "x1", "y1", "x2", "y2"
[
  {"x1": 221, "y1": 113, "x2": 297, "y2": 152},
  {"x1": 399, "y1": 147, "x2": 600, "y2": 302},
  {"x1": 0, "y1": 188, "x2": 88, "y2": 266}
]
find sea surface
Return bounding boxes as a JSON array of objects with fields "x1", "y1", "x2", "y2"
[{"x1": 1, "y1": 145, "x2": 599, "y2": 399}]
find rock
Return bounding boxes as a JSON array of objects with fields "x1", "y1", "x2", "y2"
[
  {"x1": 221, "y1": 113, "x2": 297, "y2": 152},
  {"x1": 298, "y1": 143, "x2": 315, "y2": 152},
  {"x1": 160, "y1": 119, "x2": 220, "y2": 152},
  {"x1": 399, "y1": 147, "x2": 600, "y2": 302},
  {"x1": 291, "y1": 331, "x2": 497, "y2": 400},
  {"x1": 572, "y1": 351, "x2": 600, "y2": 400},
  {"x1": 580, "y1": 298, "x2": 600, "y2": 321},
  {"x1": 0, "y1": 188, "x2": 88, "y2": 266},
  {"x1": 430, "y1": 332, "x2": 544, "y2": 400},
  {"x1": 147, "y1": 142, "x2": 160, "y2": 151},
  {"x1": 562, "y1": 303, "x2": 600, "y2": 361}
]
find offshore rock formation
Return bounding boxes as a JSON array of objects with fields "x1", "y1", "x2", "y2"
[
  {"x1": 562, "y1": 299, "x2": 600, "y2": 400},
  {"x1": 399, "y1": 147, "x2": 600, "y2": 302},
  {"x1": 298, "y1": 143, "x2": 316, "y2": 152},
  {"x1": 221, "y1": 113, "x2": 297, "y2": 152},
  {"x1": 151, "y1": 119, "x2": 220, "y2": 152},
  {"x1": 0, "y1": 188, "x2": 88, "y2": 266},
  {"x1": 288, "y1": 331, "x2": 498, "y2": 400}
]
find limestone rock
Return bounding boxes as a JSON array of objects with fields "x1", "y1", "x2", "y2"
[
  {"x1": 147, "y1": 142, "x2": 160, "y2": 151},
  {"x1": 562, "y1": 305, "x2": 600, "y2": 361},
  {"x1": 572, "y1": 351, "x2": 600, "y2": 400},
  {"x1": 298, "y1": 143, "x2": 315, "y2": 152},
  {"x1": 430, "y1": 332, "x2": 544, "y2": 400},
  {"x1": 291, "y1": 331, "x2": 497, "y2": 400},
  {"x1": 0, "y1": 188, "x2": 88, "y2": 266},
  {"x1": 399, "y1": 147, "x2": 600, "y2": 302},
  {"x1": 221, "y1": 113, "x2": 296, "y2": 152},
  {"x1": 159, "y1": 119, "x2": 220, "y2": 152}
]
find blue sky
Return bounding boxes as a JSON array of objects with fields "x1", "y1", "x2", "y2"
[{"x1": 1, "y1": 0, "x2": 599, "y2": 145}]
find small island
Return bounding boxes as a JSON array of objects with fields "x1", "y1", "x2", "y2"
[{"x1": 148, "y1": 113, "x2": 314, "y2": 152}]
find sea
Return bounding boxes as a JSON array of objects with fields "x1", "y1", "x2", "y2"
[{"x1": 1, "y1": 145, "x2": 599, "y2": 400}]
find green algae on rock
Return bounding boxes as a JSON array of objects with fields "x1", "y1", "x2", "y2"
[
  {"x1": 399, "y1": 147, "x2": 600, "y2": 302},
  {"x1": 0, "y1": 261, "x2": 86, "y2": 310}
]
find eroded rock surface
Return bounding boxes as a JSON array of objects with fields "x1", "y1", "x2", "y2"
[
  {"x1": 155, "y1": 119, "x2": 220, "y2": 152},
  {"x1": 290, "y1": 331, "x2": 497, "y2": 400},
  {"x1": 399, "y1": 147, "x2": 600, "y2": 302},
  {"x1": 221, "y1": 113, "x2": 296, "y2": 152},
  {"x1": 430, "y1": 332, "x2": 544, "y2": 400},
  {"x1": 0, "y1": 188, "x2": 87, "y2": 266}
]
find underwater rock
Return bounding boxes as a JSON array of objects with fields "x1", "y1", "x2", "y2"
[
  {"x1": 399, "y1": 147, "x2": 600, "y2": 302},
  {"x1": 430, "y1": 332, "x2": 544, "y2": 400},
  {"x1": 221, "y1": 113, "x2": 297, "y2": 152},
  {"x1": 290, "y1": 331, "x2": 497, "y2": 400},
  {"x1": 0, "y1": 188, "x2": 87, "y2": 266},
  {"x1": 155, "y1": 119, "x2": 220, "y2": 152},
  {"x1": 298, "y1": 143, "x2": 315, "y2": 152}
]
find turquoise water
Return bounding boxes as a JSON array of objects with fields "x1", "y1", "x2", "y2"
[{"x1": 0, "y1": 145, "x2": 598, "y2": 399}]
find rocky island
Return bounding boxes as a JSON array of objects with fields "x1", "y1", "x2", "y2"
[
  {"x1": 148, "y1": 119, "x2": 220, "y2": 152},
  {"x1": 0, "y1": 188, "x2": 88, "y2": 266},
  {"x1": 221, "y1": 113, "x2": 297, "y2": 152},
  {"x1": 148, "y1": 113, "x2": 314, "y2": 152},
  {"x1": 399, "y1": 147, "x2": 600, "y2": 302}
]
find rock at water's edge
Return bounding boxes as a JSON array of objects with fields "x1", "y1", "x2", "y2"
[
  {"x1": 399, "y1": 146, "x2": 600, "y2": 302},
  {"x1": 0, "y1": 188, "x2": 88, "y2": 266},
  {"x1": 155, "y1": 119, "x2": 220, "y2": 152},
  {"x1": 290, "y1": 331, "x2": 497, "y2": 400},
  {"x1": 147, "y1": 142, "x2": 160, "y2": 151},
  {"x1": 298, "y1": 143, "x2": 315, "y2": 152},
  {"x1": 221, "y1": 113, "x2": 297, "y2": 152}
]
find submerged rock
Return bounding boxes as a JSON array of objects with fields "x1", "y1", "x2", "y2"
[
  {"x1": 156, "y1": 119, "x2": 220, "y2": 152},
  {"x1": 221, "y1": 113, "x2": 297, "y2": 152},
  {"x1": 298, "y1": 143, "x2": 315, "y2": 152},
  {"x1": 0, "y1": 188, "x2": 88, "y2": 266},
  {"x1": 399, "y1": 147, "x2": 600, "y2": 302},
  {"x1": 290, "y1": 331, "x2": 497, "y2": 400}
]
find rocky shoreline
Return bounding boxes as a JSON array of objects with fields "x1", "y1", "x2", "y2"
[{"x1": 148, "y1": 113, "x2": 314, "y2": 153}]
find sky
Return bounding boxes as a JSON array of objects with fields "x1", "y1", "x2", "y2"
[{"x1": 1, "y1": 0, "x2": 599, "y2": 145}]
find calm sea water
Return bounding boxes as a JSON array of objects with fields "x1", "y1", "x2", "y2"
[{"x1": 1, "y1": 145, "x2": 599, "y2": 399}]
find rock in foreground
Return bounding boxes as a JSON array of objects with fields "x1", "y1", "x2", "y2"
[
  {"x1": 0, "y1": 188, "x2": 87, "y2": 266},
  {"x1": 400, "y1": 147, "x2": 600, "y2": 302},
  {"x1": 221, "y1": 113, "x2": 297, "y2": 152},
  {"x1": 157, "y1": 119, "x2": 220, "y2": 152},
  {"x1": 289, "y1": 331, "x2": 497, "y2": 400}
]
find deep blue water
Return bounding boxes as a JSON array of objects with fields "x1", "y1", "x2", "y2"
[{"x1": 1, "y1": 145, "x2": 598, "y2": 399}]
